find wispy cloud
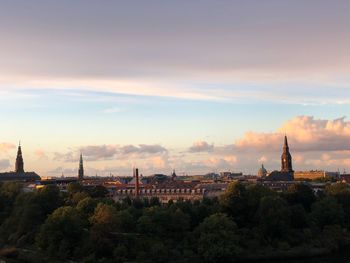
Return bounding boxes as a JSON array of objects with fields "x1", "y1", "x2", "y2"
[
  {"x1": 102, "y1": 107, "x2": 125, "y2": 114},
  {"x1": 54, "y1": 144, "x2": 168, "y2": 162},
  {"x1": 0, "y1": 2, "x2": 349, "y2": 104}
]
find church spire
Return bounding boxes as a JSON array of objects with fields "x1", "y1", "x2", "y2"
[
  {"x1": 283, "y1": 135, "x2": 289, "y2": 149},
  {"x1": 281, "y1": 135, "x2": 293, "y2": 172},
  {"x1": 78, "y1": 153, "x2": 84, "y2": 180},
  {"x1": 171, "y1": 169, "x2": 177, "y2": 180},
  {"x1": 15, "y1": 141, "x2": 24, "y2": 173}
]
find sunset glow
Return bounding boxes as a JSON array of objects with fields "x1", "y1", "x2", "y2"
[{"x1": 1, "y1": 1, "x2": 350, "y2": 176}]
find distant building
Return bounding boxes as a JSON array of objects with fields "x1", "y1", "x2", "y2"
[
  {"x1": 220, "y1": 172, "x2": 243, "y2": 179},
  {"x1": 258, "y1": 164, "x2": 267, "y2": 178},
  {"x1": 265, "y1": 136, "x2": 294, "y2": 181},
  {"x1": 0, "y1": 143, "x2": 40, "y2": 182},
  {"x1": 294, "y1": 170, "x2": 325, "y2": 180},
  {"x1": 147, "y1": 174, "x2": 169, "y2": 184},
  {"x1": 171, "y1": 169, "x2": 177, "y2": 180},
  {"x1": 259, "y1": 180, "x2": 297, "y2": 192},
  {"x1": 295, "y1": 170, "x2": 340, "y2": 180},
  {"x1": 340, "y1": 174, "x2": 350, "y2": 183},
  {"x1": 107, "y1": 168, "x2": 224, "y2": 203},
  {"x1": 281, "y1": 135, "x2": 293, "y2": 173},
  {"x1": 326, "y1": 171, "x2": 340, "y2": 179}
]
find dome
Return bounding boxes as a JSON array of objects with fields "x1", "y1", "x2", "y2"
[{"x1": 258, "y1": 164, "x2": 267, "y2": 178}]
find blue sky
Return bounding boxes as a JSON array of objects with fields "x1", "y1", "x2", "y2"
[
  {"x1": 2, "y1": 88, "x2": 349, "y2": 146},
  {"x1": 0, "y1": 1, "x2": 350, "y2": 176}
]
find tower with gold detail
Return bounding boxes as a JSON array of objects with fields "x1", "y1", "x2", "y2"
[
  {"x1": 265, "y1": 135, "x2": 294, "y2": 181},
  {"x1": 281, "y1": 135, "x2": 293, "y2": 173}
]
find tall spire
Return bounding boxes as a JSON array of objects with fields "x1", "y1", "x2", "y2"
[
  {"x1": 134, "y1": 168, "x2": 140, "y2": 198},
  {"x1": 284, "y1": 135, "x2": 289, "y2": 149},
  {"x1": 15, "y1": 141, "x2": 24, "y2": 173},
  {"x1": 78, "y1": 153, "x2": 84, "y2": 180},
  {"x1": 281, "y1": 135, "x2": 293, "y2": 172}
]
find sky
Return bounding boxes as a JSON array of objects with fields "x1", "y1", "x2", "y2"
[{"x1": 0, "y1": 0, "x2": 350, "y2": 176}]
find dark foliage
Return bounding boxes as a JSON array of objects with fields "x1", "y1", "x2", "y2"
[{"x1": 0, "y1": 181, "x2": 349, "y2": 262}]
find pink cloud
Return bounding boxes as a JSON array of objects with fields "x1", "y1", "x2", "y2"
[
  {"x1": 34, "y1": 149, "x2": 48, "y2": 160},
  {"x1": 189, "y1": 141, "x2": 214, "y2": 153},
  {"x1": 0, "y1": 143, "x2": 16, "y2": 154},
  {"x1": 235, "y1": 116, "x2": 350, "y2": 152},
  {"x1": 149, "y1": 156, "x2": 169, "y2": 169}
]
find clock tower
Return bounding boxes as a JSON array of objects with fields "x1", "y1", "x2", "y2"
[{"x1": 281, "y1": 135, "x2": 293, "y2": 173}]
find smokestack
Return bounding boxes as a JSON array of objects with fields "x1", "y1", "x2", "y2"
[{"x1": 135, "y1": 168, "x2": 139, "y2": 198}]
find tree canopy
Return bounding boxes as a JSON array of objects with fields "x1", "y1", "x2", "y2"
[{"x1": 0, "y1": 181, "x2": 349, "y2": 262}]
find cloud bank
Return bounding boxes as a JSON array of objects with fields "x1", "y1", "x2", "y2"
[
  {"x1": 235, "y1": 116, "x2": 350, "y2": 152},
  {"x1": 189, "y1": 141, "x2": 214, "y2": 153},
  {"x1": 47, "y1": 116, "x2": 350, "y2": 176},
  {"x1": 0, "y1": 1, "x2": 349, "y2": 104},
  {"x1": 54, "y1": 144, "x2": 168, "y2": 162}
]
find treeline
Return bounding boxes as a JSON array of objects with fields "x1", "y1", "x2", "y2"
[{"x1": 0, "y1": 181, "x2": 350, "y2": 262}]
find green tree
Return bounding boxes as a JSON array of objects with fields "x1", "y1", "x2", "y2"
[
  {"x1": 36, "y1": 206, "x2": 85, "y2": 259},
  {"x1": 115, "y1": 209, "x2": 135, "y2": 232},
  {"x1": 113, "y1": 244, "x2": 128, "y2": 263},
  {"x1": 66, "y1": 182, "x2": 83, "y2": 195},
  {"x1": 149, "y1": 197, "x2": 161, "y2": 207},
  {"x1": 0, "y1": 192, "x2": 41, "y2": 245},
  {"x1": 325, "y1": 183, "x2": 350, "y2": 196},
  {"x1": 256, "y1": 196, "x2": 291, "y2": 241},
  {"x1": 195, "y1": 213, "x2": 241, "y2": 263},
  {"x1": 71, "y1": 191, "x2": 90, "y2": 206},
  {"x1": 90, "y1": 203, "x2": 118, "y2": 226},
  {"x1": 323, "y1": 183, "x2": 350, "y2": 226},
  {"x1": 0, "y1": 182, "x2": 22, "y2": 224},
  {"x1": 284, "y1": 183, "x2": 315, "y2": 211},
  {"x1": 0, "y1": 186, "x2": 15, "y2": 224},
  {"x1": 289, "y1": 204, "x2": 308, "y2": 229},
  {"x1": 0, "y1": 181, "x2": 22, "y2": 200},
  {"x1": 333, "y1": 192, "x2": 350, "y2": 227},
  {"x1": 36, "y1": 185, "x2": 63, "y2": 215},
  {"x1": 137, "y1": 207, "x2": 190, "y2": 239},
  {"x1": 88, "y1": 185, "x2": 108, "y2": 198},
  {"x1": 219, "y1": 182, "x2": 249, "y2": 227},
  {"x1": 310, "y1": 196, "x2": 345, "y2": 229},
  {"x1": 245, "y1": 184, "x2": 275, "y2": 223},
  {"x1": 88, "y1": 203, "x2": 120, "y2": 259},
  {"x1": 76, "y1": 197, "x2": 98, "y2": 217}
]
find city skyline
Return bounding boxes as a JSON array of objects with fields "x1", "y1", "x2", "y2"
[
  {"x1": 1, "y1": 116, "x2": 350, "y2": 177},
  {"x1": 1, "y1": 1, "x2": 350, "y2": 176}
]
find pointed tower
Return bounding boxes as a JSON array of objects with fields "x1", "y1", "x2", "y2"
[
  {"x1": 15, "y1": 142, "x2": 24, "y2": 173},
  {"x1": 258, "y1": 164, "x2": 267, "y2": 178},
  {"x1": 281, "y1": 135, "x2": 293, "y2": 172},
  {"x1": 78, "y1": 153, "x2": 84, "y2": 180},
  {"x1": 171, "y1": 169, "x2": 177, "y2": 180}
]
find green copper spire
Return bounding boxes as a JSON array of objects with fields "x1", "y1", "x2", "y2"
[{"x1": 78, "y1": 153, "x2": 84, "y2": 180}]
